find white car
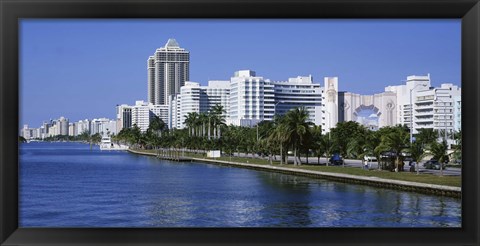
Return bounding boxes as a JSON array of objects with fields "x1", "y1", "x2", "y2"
[{"x1": 364, "y1": 156, "x2": 377, "y2": 162}]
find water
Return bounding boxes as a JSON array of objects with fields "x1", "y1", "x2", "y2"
[{"x1": 19, "y1": 142, "x2": 461, "y2": 227}]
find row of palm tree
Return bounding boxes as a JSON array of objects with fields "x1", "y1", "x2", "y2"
[
  {"x1": 183, "y1": 104, "x2": 226, "y2": 140},
  {"x1": 112, "y1": 105, "x2": 457, "y2": 175}
]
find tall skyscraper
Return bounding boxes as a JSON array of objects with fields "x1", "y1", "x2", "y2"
[{"x1": 148, "y1": 39, "x2": 190, "y2": 105}]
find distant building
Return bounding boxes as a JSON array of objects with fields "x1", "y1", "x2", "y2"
[
  {"x1": 76, "y1": 119, "x2": 91, "y2": 136},
  {"x1": 128, "y1": 100, "x2": 169, "y2": 132},
  {"x1": 116, "y1": 104, "x2": 132, "y2": 132},
  {"x1": 58, "y1": 116, "x2": 69, "y2": 135},
  {"x1": 68, "y1": 123, "x2": 75, "y2": 136}
]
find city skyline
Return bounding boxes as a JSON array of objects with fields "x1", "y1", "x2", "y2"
[{"x1": 20, "y1": 19, "x2": 460, "y2": 126}]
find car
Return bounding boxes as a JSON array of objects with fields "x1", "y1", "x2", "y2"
[
  {"x1": 329, "y1": 154, "x2": 344, "y2": 165},
  {"x1": 363, "y1": 155, "x2": 377, "y2": 162},
  {"x1": 423, "y1": 160, "x2": 447, "y2": 170}
]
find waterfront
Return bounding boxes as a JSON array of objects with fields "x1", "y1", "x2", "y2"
[{"x1": 20, "y1": 142, "x2": 461, "y2": 227}]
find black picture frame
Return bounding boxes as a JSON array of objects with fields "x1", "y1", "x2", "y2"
[{"x1": 1, "y1": 0, "x2": 479, "y2": 245}]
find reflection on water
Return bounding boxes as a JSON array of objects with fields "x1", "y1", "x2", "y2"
[{"x1": 19, "y1": 142, "x2": 461, "y2": 227}]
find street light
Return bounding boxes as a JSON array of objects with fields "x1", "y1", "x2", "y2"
[
  {"x1": 274, "y1": 101, "x2": 285, "y2": 164},
  {"x1": 434, "y1": 95, "x2": 449, "y2": 176},
  {"x1": 409, "y1": 84, "x2": 427, "y2": 144}
]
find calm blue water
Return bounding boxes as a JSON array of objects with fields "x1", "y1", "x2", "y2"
[{"x1": 19, "y1": 142, "x2": 461, "y2": 227}]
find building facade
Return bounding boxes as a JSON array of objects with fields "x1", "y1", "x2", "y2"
[
  {"x1": 227, "y1": 70, "x2": 275, "y2": 127},
  {"x1": 272, "y1": 75, "x2": 323, "y2": 126},
  {"x1": 169, "y1": 80, "x2": 231, "y2": 129},
  {"x1": 148, "y1": 39, "x2": 190, "y2": 105},
  {"x1": 116, "y1": 104, "x2": 132, "y2": 132}
]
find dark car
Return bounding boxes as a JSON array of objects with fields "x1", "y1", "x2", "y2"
[
  {"x1": 329, "y1": 154, "x2": 344, "y2": 165},
  {"x1": 423, "y1": 160, "x2": 447, "y2": 170}
]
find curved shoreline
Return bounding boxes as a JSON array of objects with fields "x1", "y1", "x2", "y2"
[{"x1": 127, "y1": 149, "x2": 461, "y2": 198}]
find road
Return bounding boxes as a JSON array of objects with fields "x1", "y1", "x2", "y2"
[{"x1": 232, "y1": 152, "x2": 461, "y2": 176}]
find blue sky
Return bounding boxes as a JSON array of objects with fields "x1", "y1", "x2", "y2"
[{"x1": 20, "y1": 19, "x2": 461, "y2": 127}]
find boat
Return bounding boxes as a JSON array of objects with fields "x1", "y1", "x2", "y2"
[{"x1": 99, "y1": 136, "x2": 129, "y2": 151}]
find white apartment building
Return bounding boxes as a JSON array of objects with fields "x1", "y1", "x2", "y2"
[
  {"x1": 58, "y1": 116, "x2": 69, "y2": 136},
  {"x1": 414, "y1": 83, "x2": 461, "y2": 140},
  {"x1": 68, "y1": 123, "x2": 75, "y2": 136},
  {"x1": 20, "y1": 125, "x2": 32, "y2": 139},
  {"x1": 94, "y1": 118, "x2": 117, "y2": 136},
  {"x1": 453, "y1": 96, "x2": 461, "y2": 132},
  {"x1": 169, "y1": 80, "x2": 230, "y2": 129},
  {"x1": 132, "y1": 101, "x2": 153, "y2": 132},
  {"x1": 273, "y1": 75, "x2": 323, "y2": 126},
  {"x1": 384, "y1": 75, "x2": 431, "y2": 132},
  {"x1": 176, "y1": 81, "x2": 201, "y2": 129},
  {"x1": 148, "y1": 39, "x2": 190, "y2": 105},
  {"x1": 48, "y1": 124, "x2": 59, "y2": 137},
  {"x1": 227, "y1": 70, "x2": 275, "y2": 127},
  {"x1": 200, "y1": 80, "x2": 230, "y2": 118},
  {"x1": 151, "y1": 104, "x2": 169, "y2": 126},
  {"x1": 129, "y1": 100, "x2": 170, "y2": 132},
  {"x1": 75, "y1": 119, "x2": 91, "y2": 135}
]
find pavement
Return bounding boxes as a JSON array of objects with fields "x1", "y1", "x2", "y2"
[{"x1": 232, "y1": 152, "x2": 461, "y2": 176}]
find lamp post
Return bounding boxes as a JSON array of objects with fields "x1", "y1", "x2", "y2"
[
  {"x1": 434, "y1": 95, "x2": 449, "y2": 176},
  {"x1": 274, "y1": 101, "x2": 285, "y2": 164},
  {"x1": 409, "y1": 84, "x2": 427, "y2": 144}
]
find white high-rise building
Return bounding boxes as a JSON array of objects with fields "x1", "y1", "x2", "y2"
[
  {"x1": 201, "y1": 80, "x2": 230, "y2": 118},
  {"x1": 58, "y1": 116, "x2": 69, "y2": 135},
  {"x1": 20, "y1": 125, "x2": 31, "y2": 139},
  {"x1": 132, "y1": 100, "x2": 152, "y2": 132},
  {"x1": 129, "y1": 100, "x2": 170, "y2": 132},
  {"x1": 272, "y1": 75, "x2": 323, "y2": 126},
  {"x1": 384, "y1": 75, "x2": 431, "y2": 130},
  {"x1": 227, "y1": 70, "x2": 275, "y2": 126},
  {"x1": 68, "y1": 123, "x2": 75, "y2": 136},
  {"x1": 148, "y1": 39, "x2": 190, "y2": 105},
  {"x1": 453, "y1": 95, "x2": 461, "y2": 133},
  {"x1": 169, "y1": 80, "x2": 230, "y2": 129},
  {"x1": 151, "y1": 104, "x2": 170, "y2": 126},
  {"x1": 76, "y1": 119, "x2": 91, "y2": 135},
  {"x1": 414, "y1": 83, "x2": 461, "y2": 137}
]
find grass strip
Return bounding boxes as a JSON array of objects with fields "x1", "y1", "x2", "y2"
[{"x1": 133, "y1": 149, "x2": 461, "y2": 187}]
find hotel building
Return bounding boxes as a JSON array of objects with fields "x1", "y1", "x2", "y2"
[
  {"x1": 273, "y1": 75, "x2": 323, "y2": 126},
  {"x1": 169, "y1": 80, "x2": 230, "y2": 129},
  {"x1": 227, "y1": 70, "x2": 275, "y2": 127}
]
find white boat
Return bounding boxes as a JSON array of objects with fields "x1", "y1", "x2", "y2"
[{"x1": 99, "y1": 136, "x2": 129, "y2": 151}]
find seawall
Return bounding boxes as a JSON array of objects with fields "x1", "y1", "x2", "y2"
[{"x1": 128, "y1": 149, "x2": 461, "y2": 198}]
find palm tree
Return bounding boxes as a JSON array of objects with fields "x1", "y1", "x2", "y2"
[
  {"x1": 429, "y1": 140, "x2": 448, "y2": 176},
  {"x1": 415, "y1": 128, "x2": 437, "y2": 147},
  {"x1": 184, "y1": 112, "x2": 199, "y2": 137},
  {"x1": 267, "y1": 115, "x2": 288, "y2": 164},
  {"x1": 406, "y1": 141, "x2": 427, "y2": 175},
  {"x1": 374, "y1": 126, "x2": 409, "y2": 172},
  {"x1": 281, "y1": 107, "x2": 313, "y2": 165},
  {"x1": 210, "y1": 104, "x2": 226, "y2": 139},
  {"x1": 198, "y1": 112, "x2": 208, "y2": 138}
]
